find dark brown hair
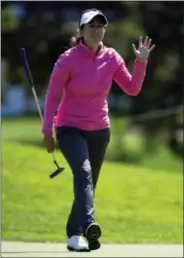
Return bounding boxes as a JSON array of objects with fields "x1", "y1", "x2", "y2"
[{"x1": 70, "y1": 27, "x2": 84, "y2": 47}]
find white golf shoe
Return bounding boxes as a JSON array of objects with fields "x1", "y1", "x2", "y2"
[{"x1": 67, "y1": 235, "x2": 90, "y2": 252}]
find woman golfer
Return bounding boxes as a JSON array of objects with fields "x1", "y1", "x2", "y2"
[{"x1": 42, "y1": 8, "x2": 155, "y2": 252}]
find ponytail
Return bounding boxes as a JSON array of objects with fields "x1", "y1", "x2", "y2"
[{"x1": 70, "y1": 27, "x2": 84, "y2": 47}]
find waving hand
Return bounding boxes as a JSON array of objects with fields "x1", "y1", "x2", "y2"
[{"x1": 132, "y1": 36, "x2": 155, "y2": 62}]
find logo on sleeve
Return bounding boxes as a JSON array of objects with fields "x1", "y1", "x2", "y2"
[{"x1": 102, "y1": 57, "x2": 113, "y2": 63}]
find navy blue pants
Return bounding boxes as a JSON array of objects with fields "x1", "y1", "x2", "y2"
[{"x1": 55, "y1": 126, "x2": 110, "y2": 238}]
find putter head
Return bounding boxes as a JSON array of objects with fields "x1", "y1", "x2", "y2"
[{"x1": 50, "y1": 167, "x2": 65, "y2": 179}]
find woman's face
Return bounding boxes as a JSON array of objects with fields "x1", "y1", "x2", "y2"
[{"x1": 81, "y1": 16, "x2": 106, "y2": 45}]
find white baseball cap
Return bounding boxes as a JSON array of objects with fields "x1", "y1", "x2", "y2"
[{"x1": 80, "y1": 9, "x2": 108, "y2": 27}]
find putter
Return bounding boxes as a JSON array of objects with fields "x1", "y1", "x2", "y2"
[{"x1": 20, "y1": 48, "x2": 65, "y2": 179}]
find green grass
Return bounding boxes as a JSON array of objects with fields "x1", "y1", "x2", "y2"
[
  {"x1": 2, "y1": 140, "x2": 183, "y2": 243},
  {"x1": 2, "y1": 117, "x2": 42, "y2": 145},
  {"x1": 140, "y1": 146, "x2": 182, "y2": 172}
]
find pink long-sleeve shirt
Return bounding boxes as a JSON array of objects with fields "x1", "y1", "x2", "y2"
[{"x1": 42, "y1": 41, "x2": 147, "y2": 135}]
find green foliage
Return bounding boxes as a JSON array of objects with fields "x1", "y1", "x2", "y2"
[
  {"x1": 105, "y1": 19, "x2": 144, "y2": 59},
  {"x1": 1, "y1": 7, "x2": 20, "y2": 32}
]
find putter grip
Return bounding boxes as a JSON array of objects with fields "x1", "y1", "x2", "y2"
[{"x1": 20, "y1": 48, "x2": 34, "y2": 87}]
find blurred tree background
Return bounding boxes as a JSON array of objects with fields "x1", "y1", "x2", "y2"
[{"x1": 1, "y1": 1, "x2": 183, "y2": 165}]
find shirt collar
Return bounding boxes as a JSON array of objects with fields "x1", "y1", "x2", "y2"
[{"x1": 78, "y1": 40, "x2": 104, "y2": 58}]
